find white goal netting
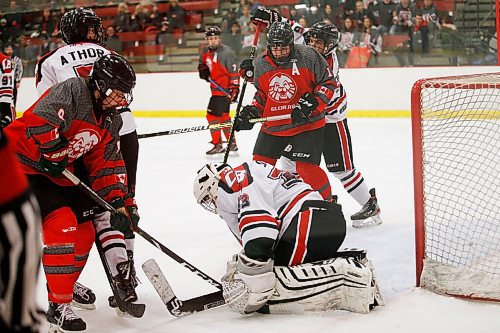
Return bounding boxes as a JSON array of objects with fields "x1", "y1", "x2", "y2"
[{"x1": 413, "y1": 73, "x2": 500, "y2": 301}]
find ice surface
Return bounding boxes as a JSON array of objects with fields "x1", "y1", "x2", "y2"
[{"x1": 36, "y1": 118, "x2": 500, "y2": 332}]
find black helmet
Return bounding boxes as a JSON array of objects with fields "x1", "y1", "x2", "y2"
[
  {"x1": 267, "y1": 21, "x2": 294, "y2": 66},
  {"x1": 304, "y1": 22, "x2": 339, "y2": 57},
  {"x1": 90, "y1": 54, "x2": 136, "y2": 108},
  {"x1": 205, "y1": 25, "x2": 221, "y2": 37},
  {"x1": 60, "y1": 7, "x2": 107, "y2": 46}
]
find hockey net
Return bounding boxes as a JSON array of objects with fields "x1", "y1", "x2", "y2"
[{"x1": 411, "y1": 72, "x2": 500, "y2": 302}]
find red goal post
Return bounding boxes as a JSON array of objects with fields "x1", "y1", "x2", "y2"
[{"x1": 411, "y1": 72, "x2": 500, "y2": 302}]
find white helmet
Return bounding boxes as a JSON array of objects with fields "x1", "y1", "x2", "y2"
[{"x1": 193, "y1": 163, "x2": 226, "y2": 213}]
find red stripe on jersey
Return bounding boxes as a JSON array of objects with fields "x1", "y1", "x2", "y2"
[
  {"x1": 290, "y1": 209, "x2": 312, "y2": 266},
  {"x1": 280, "y1": 190, "x2": 314, "y2": 220},
  {"x1": 239, "y1": 215, "x2": 279, "y2": 231},
  {"x1": 337, "y1": 121, "x2": 352, "y2": 170},
  {"x1": 0, "y1": 89, "x2": 13, "y2": 94},
  {"x1": 344, "y1": 172, "x2": 361, "y2": 189}
]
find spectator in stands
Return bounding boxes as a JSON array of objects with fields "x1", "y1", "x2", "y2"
[
  {"x1": 167, "y1": 0, "x2": 185, "y2": 33},
  {"x1": 156, "y1": 19, "x2": 172, "y2": 47},
  {"x1": 390, "y1": 0, "x2": 415, "y2": 35},
  {"x1": 359, "y1": 16, "x2": 382, "y2": 65},
  {"x1": 338, "y1": 17, "x2": 360, "y2": 66},
  {"x1": 343, "y1": 0, "x2": 357, "y2": 18},
  {"x1": 319, "y1": 4, "x2": 337, "y2": 27},
  {"x1": 351, "y1": 1, "x2": 376, "y2": 31},
  {"x1": 148, "y1": 4, "x2": 165, "y2": 29},
  {"x1": 0, "y1": 18, "x2": 11, "y2": 46},
  {"x1": 222, "y1": 21, "x2": 242, "y2": 56},
  {"x1": 395, "y1": 12, "x2": 429, "y2": 66},
  {"x1": 130, "y1": 4, "x2": 149, "y2": 32},
  {"x1": 106, "y1": 26, "x2": 123, "y2": 53},
  {"x1": 113, "y1": 2, "x2": 131, "y2": 32},
  {"x1": 370, "y1": 0, "x2": 396, "y2": 34},
  {"x1": 240, "y1": 22, "x2": 265, "y2": 56},
  {"x1": 22, "y1": 37, "x2": 39, "y2": 77},
  {"x1": 38, "y1": 8, "x2": 56, "y2": 37},
  {"x1": 52, "y1": 7, "x2": 66, "y2": 36},
  {"x1": 4, "y1": 0, "x2": 23, "y2": 30},
  {"x1": 237, "y1": 4, "x2": 252, "y2": 35},
  {"x1": 220, "y1": 8, "x2": 238, "y2": 33},
  {"x1": 420, "y1": 0, "x2": 439, "y2": 39}
]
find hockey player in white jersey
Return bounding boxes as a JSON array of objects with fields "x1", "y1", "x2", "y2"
[
  {"x1": 0, "y1": 51, "x2": 15, "y2": 128},
  {"x1": 245, "y1": 8, "x2": 382, "y2": 228},
  {"x1": 34, "y1": 7, "x2": 140, "y2": 310},
  {"x1": 193, "y1": 161, "x2": 383, "y2": 315}
]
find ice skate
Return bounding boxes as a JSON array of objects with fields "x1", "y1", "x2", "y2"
[
  {"x1": 206, "y1": 142, "x2": 225, "y2": 155},
  {"x1": 71, "y1": 282, "x2": 96, "y2": 310},
  {"x1": 351, "y1": 188, "x2": 382, "y2": 228},
  {"x1": 109, "y1": 260, "x2": 138, "y2": 308},
  {"x1": 47, "y1": 302, "x2": 86, "y2": 332},
  {"x1": 228, "y1": 140, "x2": 239, "y2": 156}
]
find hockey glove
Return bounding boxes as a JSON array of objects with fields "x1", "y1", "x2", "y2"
[
  {"x1": 234, "y1": 105, "x2": 261, "y2": 131},
  {"x1": 230, "y1": 88, "x2": 239, "y2": 103},
  {"x1": 38, "y1": 136, "x2": 69, "y2": 176},
  {"x1": 0, "y1": 111, "x2": 12, "y2": 128},
  {"x1": 199, "y1": 67, "x2": 210, "y2": 82},
  {"x1": 110, "y1": 193, "x2": 140, "y2": 234},
  {"x1": 251, "y1": 7, "x2": 281, "y2": 27},
  {"x1": 238, "y1": 58, "x2": 254, "y2": 81},
  {"x1": 291, "y1": 93, "x2": 319, "y2": 124}
]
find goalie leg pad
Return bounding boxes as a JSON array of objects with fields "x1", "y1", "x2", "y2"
[
  {"x1": 222, "y1": 253, "x2": 276, "y2": 314},
  {"x1": 268, "y1": 256, "x2": 381, "y2": 313}
]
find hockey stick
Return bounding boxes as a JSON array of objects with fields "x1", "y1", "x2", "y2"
[
  {"x1": 61, "y1": 169, "x2": 223, "y2": 290},
  {"x1": 142, "y1": 259, "x2": 224, "y2": 317},
  {"x1": 208, "y1": 78, "x2": 232, "y2": 100},
  {"x1": 137, "y1": 114, "x2": 291, "y2": 139},
  {"x1": 223, "y1": 23, "x2": 263, "y2": 164}
]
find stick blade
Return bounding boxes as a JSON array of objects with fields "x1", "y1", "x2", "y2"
[{"x1": 142, "y1": 259, "x2": 224, "y2": 317}]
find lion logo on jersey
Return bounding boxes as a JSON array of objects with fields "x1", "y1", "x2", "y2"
[
  {"x1": 269, "y1": 73, "x2": 297, "y2": 103},
  {"x1": 68, "y1": 129, "x2": 101, "y2": 160}
]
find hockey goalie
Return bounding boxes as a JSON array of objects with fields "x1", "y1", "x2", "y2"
[{"x1": 193, "y1": 161, "x2": 384, "y2": 315}]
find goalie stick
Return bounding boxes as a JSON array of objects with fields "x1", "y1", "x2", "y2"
[
  {"x1": 142, "y1": 259, "x2": 225, "y2": 317},
  {"x1": 62, "y1": 169, "x2": 223, "y2": 290},
  {"x1": 137, "y1": 114, "x2": 291, "y2": 139}
]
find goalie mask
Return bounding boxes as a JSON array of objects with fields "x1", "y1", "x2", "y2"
[
  {"x1": 193, "y1": 163, "x2": 228, "y2": 213},
  {"x1": 304, "y1": 22, "x2": 339, "y2": 57}
]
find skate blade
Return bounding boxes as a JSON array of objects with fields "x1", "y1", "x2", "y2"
[
  {"x1": 352, "y1": 214, "x2": 383, "y2": 228},
  {"x1": 115, "y1": 307, "x2": 134, "y2": 318},
  {"x1": 71, "y1": 300, "x2": 96, "y2": 310},
  {"x1": 49, "y1": 323, "x2": 82, "y2": 333}
]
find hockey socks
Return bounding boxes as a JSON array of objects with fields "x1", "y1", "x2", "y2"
[
  {"x1": 296, "y1": 161, "x2": 332, "y2": 201},
  {"x1": 333, "y1": 169, "x2": 371, "y2": 206}
]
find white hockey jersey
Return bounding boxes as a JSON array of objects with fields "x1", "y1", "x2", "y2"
[
  {"x1": 0, "y1": 53, "x2": 14, "y2": 105},
  {"x1": 290, "y1": 21, "x2": 348, "y2": 123},
  {"x1": 35, "y1": 42, "x2": 136, "y2": 135},
  {"x1": 216, "y1": 161, "x2": 322, "y2": 248}
]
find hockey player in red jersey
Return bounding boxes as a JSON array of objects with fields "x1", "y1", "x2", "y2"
[
  {"x1": 0, "y1": 130, "x2": 43, "y2": 333},
  {"x1": 0, "y1": 51, "x2": 15, "y2": 128},
  {"x1": 198, "y1": 25, "x2": 240, "y2": 155},
  {"x1": 35, "y1": 7, "x2": 142, "y2": 310},
  {"x1": 235, "y1": 21, "x2": 336, "y2": 201},
  {"x1": 4, "y1": 54, "x2": 139, "y2": 332},
  {"x1": 193, "y1": 162, "x2": 383, "y2": 314},
  {"x1": 248, "y1": 8, "x2": 382, "y2": 227}
]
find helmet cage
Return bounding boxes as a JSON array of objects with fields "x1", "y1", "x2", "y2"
[{"x1": 267, "y1": 22, "x2": 294, "y2": 66}]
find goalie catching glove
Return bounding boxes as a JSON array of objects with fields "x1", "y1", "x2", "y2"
[
  {"x1": 110, "y1": 193, "x2": 140, "y2": 233},
  {"x1": 234, "y1": 105, "x2": 261, "y2": 131},
  {"x1": 291, "y1": 93, "x2": 319, "y2": 124},
  {"x1": 222, "y1": 252, "x2": 276, "y2": 314},
  {"x1": 251, "y1": 7, "x2": 281, "y2": 27}
]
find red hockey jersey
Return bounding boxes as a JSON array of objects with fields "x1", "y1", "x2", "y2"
[
  {"x1": 198, "y1": 44, "x2": 239, "y2": 97},
  {"x1": 4, "y1": 78, "x2": 128, "y2": 202},
  {"x1": 252, "y1": 44, "x2": 337, "y2": 136}
]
